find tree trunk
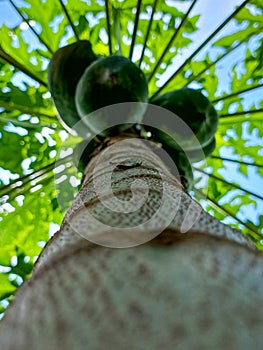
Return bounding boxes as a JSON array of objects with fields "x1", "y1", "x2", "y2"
[{"x1": 0, "y1": 136, "x2": 262, "y2": 350}]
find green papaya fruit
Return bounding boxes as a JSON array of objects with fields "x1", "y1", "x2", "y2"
[
  {"x1": 75, "y1": 55, "x2": 148, "y2": 136},
  {"x1": 149, "y1": 88, "x2": 219, "y2": 151},
  {"x1": 187, "y1": 136, "x2": 216, "y2": 163},
  {"x1": 73, "y1": 138, "x2": 98, "y2": 177},
  {"x1": 146, "y1": 126, "x2": 194, "y2": 190},
  {"x1": 48, "y1": 40, "x2": 97, "y2": 136}
]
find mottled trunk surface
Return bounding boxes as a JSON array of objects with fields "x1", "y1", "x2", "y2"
[{"x1": 0, "y1": 137, "x2": 262, "y2": 350}]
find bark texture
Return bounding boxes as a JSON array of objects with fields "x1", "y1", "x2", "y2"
[{"x1": 0, "y1": 137, "x2": 262, "y2": 350}]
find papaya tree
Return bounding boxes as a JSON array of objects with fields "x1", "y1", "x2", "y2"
[{"x1": 0, "y1": 0, "x2": 263, "y2": 348}]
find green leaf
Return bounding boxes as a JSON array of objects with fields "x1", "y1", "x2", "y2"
[{"x1": 0, "y1": 274, "x2": 16, "y2": 301}]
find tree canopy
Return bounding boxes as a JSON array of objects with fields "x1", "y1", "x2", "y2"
[{"x1": 0, "y1": 0, "x2": 262, "y2": 316}]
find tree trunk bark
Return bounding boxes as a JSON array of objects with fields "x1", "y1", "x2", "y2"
[{"x1": 0, "y1": 136, "x2": 262, "y2": 350}]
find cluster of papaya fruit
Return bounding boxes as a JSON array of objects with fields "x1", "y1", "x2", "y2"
[{"x1": 48, "y1": 40, "x2": 219, "y2": 190}]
